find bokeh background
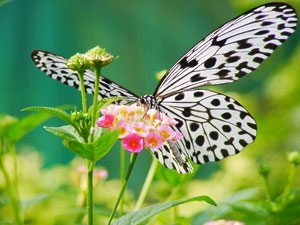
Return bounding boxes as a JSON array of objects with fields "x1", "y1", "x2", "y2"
[{"x1": 1, "y1": 0, "x2": 300, "y2": 194}]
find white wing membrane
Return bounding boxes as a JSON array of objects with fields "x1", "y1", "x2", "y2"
[
  {"x1": 155, "y1": 3, "x2": 297, "y2": 97},
  {"x1": 150, "y1": 142, "x2": 193, "y2": 174},
  {"x1": 31, "y1": 50, "x2": 138, "y2": 104},
  {"x1": 159, "y1": 90, "x2": 257, "y2": 164}
]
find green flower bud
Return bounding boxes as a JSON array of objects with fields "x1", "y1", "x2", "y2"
[
  {"x1": 258, "y1": 164, "x2": 271, "y2": 177},
  {"x1": 287, "y1": 151, "x2": 300, "y2": 166},
  {"x1": 67, "y1": 53, "x2": 91, "y2": 73},
  {"x1": 84, "y1": 46, "x2": 115, "y2": 67}
]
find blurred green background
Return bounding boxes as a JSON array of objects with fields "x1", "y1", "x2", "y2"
[{"x1": 0, "y1": 0, "x2": 299, "y2": 190}]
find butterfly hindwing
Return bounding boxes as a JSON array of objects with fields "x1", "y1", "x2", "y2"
[
  {"x1": 150, "y1": 142, "x2": 193, "y2": 174},
  {"x1": 159, "y1": 90, "x2": 257, "y2": 164},
  {"x1": 31, "y1": 50, "x2": 138, "y2": 104},
  {"x1": 155, "y1": 3, "x2": 297, "y2": 97}
]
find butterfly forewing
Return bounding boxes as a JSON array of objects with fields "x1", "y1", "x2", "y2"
[
  {"x1": 159, "y1": 90, "x2": 256, "y2": 164},
  {"x1": 31, "y1": 50, "x2": 138, "y2": 104},
  {"x1": 154, "y1": 3, "x2": 297, "y2": 97}
]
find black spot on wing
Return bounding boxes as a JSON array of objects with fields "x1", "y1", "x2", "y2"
[{"x1": 179, "y1": 57, "x2": 198, "y2": 69}]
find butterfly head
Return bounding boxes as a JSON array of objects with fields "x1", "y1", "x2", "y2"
[{"x1": 137, "y1": 95, "x2": 158, "y2": 110}]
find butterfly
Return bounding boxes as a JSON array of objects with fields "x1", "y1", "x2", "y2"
[{"x1": 31, "y1": 3, "x2": 297, "y2": 173}]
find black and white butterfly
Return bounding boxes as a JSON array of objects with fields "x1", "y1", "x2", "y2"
[{"x1": 32, "y1": 3, "x2": 297, "y2": 173}]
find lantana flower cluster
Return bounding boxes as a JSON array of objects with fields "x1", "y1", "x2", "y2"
[{"x1": 96, "y1": 104, "x2": 183, "y2": 153}]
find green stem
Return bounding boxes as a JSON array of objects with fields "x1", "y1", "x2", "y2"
[
  {"x1": 77, "y1": 71, "x2": 88, "y2": 113},
  {"x1": 281, "y1": 163, "x2": 296, "y2": 203},
  {"x1": 11, "y1": 145, "x2": 20, "y2": 205},
  {"x1": 120, "y1": 146, "x2": 126, "y2": 181},
  {"x1": 91, "y1": 67, "x2": 101, "y2": 128},
  {"x1": 108, "y1": 153, "x2": 138, "y2": 225},
  {"x1": 0, "y1": 156, "x2": 22, "y2": 225},
  {"x1": 87, "y1": 160, "x2": 95, "y2": 225},
  {"x1": 134, "y1": 157, "x2": 158, "y2": 210},
  {"x1": 120, "y1": 146, "x2": 126, "y2": 213},
  {"x1": 263, "y1": 175, "x2": 272, "y2": 205}
]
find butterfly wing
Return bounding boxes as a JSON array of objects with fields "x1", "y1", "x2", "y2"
[
  {"x1": 154, "y1": 3, "x2": 297, "y2": 98},
  {"x1": 158, "y1": 90, "x2": 256, "y2": 164},
  {"x1": 31, "y1": 50, "x2": 138, "y2": 104},
  {"x1": 150, "y1": 142, "x2": 193, "y2": 174}
]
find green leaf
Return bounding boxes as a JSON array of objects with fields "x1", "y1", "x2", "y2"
[
  {"x1": 0, "y1": 112, "x2": 52, "y2": 154},
  {"x1": 63, "y1": 129, "x2": 120, "y2": 161},
  {"x1": 6, "y1": 112, "x2": 52, "y2": 142},
  {"x1": 63, "y1": 140, "x2": 94, "y2": 160},
  {"x1": 228, "y1": 202, "x2": 268, "y2": 217},
  {"x1": 111, "y1": 195, "x2": 216, "y2": 225},
  {"x1": 22, "y1": 194, "x2": 48, "y2": 209},
  {"x1": 22, "y1": 106, "x2": 75, "y2": 127},
  {"x1": 222, "y1": 188, "x2": 258, "y2": 203},
  {"x1": 97, "y1": 97, "x2": 124, "y2": 111},
  {"x1": 92, "y1": 129, "x2": 120, "y2": 161},
  {"x1": 87, "y1": 97, "x2": 124, "y2": 118},
  {"x1": 44, "y1": 125, "x2": 83, "y2": 142},
  {"x1": 0, "y1": 0, "x2": 12, "y2": 7},
  {"x1": 156, "y1": 162, "x2": 196, "y2": 186},
  {"x1": 192, "y1": 188, "x2": 259, "y2": 225}
]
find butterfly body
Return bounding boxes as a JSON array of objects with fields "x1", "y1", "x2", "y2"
[
  {"x1": 31, "y1": 3, "x2": 297, "y2": 173},
  {"x1": 137, "y1": 95, "x2": 159, "y2": 110}
]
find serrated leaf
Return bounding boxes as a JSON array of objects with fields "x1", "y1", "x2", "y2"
[
  {"x1": 44, "y1": 125, "x2": 83, "y2": 142},
  {"x1": 112, "y1": 195, "x2": 216, "y2": 225},
  {"x1": 22, "y1": 106, "x2": 75, "y2": 127}
]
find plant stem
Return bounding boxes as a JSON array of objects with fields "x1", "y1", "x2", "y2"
[
  {"x1": 87, "y1": 160, "x2": 95, "y2": 225},
  {"x1": 91, "y1": 67, "x2": 101, "y2": 128},
  {"x1": 263, "y1": 175, "x2": 272, "y2": 204},
  {"x1": 11, "y1": 145, "x2": 20, "y2": 207},
  {"x1": 77, "y1": 71, "x2": 88, "y2": 114},
  {"x1": 108, "y1": 153, "x2": 138, "y2": 225},
  {"x1": 281, "y1": 163, "x2": 296, "y2": 203},
  {"x1": 120, "y1": 146, "x2": 126, "y2": 181},
  {"x1": 120, "y1": 146, "x2": 126, "y2": 213},
  {"x1": 134, "y1": 157, "x2": 158, "y2": 210},
  {"x1": 0, "y1": 156, "x2": 22, "y2": 225}
]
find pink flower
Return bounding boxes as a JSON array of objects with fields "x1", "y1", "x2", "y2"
[
  {"x1": 144, "y1": 132, "x2": 163, "y2": 149},
  {"x1": 157, "y1": 125, "x2": 176, "y2": 141},
  {"x1": 122, "y1": 133, "x2": 144, "y2": 153},
  {"x1": 172, "y1": 131, "x2": 183, "y2": 141},
  {"x1": 117, "y1": 120, "x2": 129, "y2": 138},
  {"x1": 204, "y1": 220, "x2": 245, "y2": 225},
  {"x1": 131, "y1": 122, "x2": 148, "y2": 137},
  {"x1": 145, "y1": 109, "x2": 159, "y2": 122},
  {"x1": 161, "y1": 114, "x2": 178, "y2": 126},
  {"x1": 96, "y1": 114, "x2": 114, "y2": 128},
  {"x1": 97, "y1": 104, "x2": 184, "y2": 154}
]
